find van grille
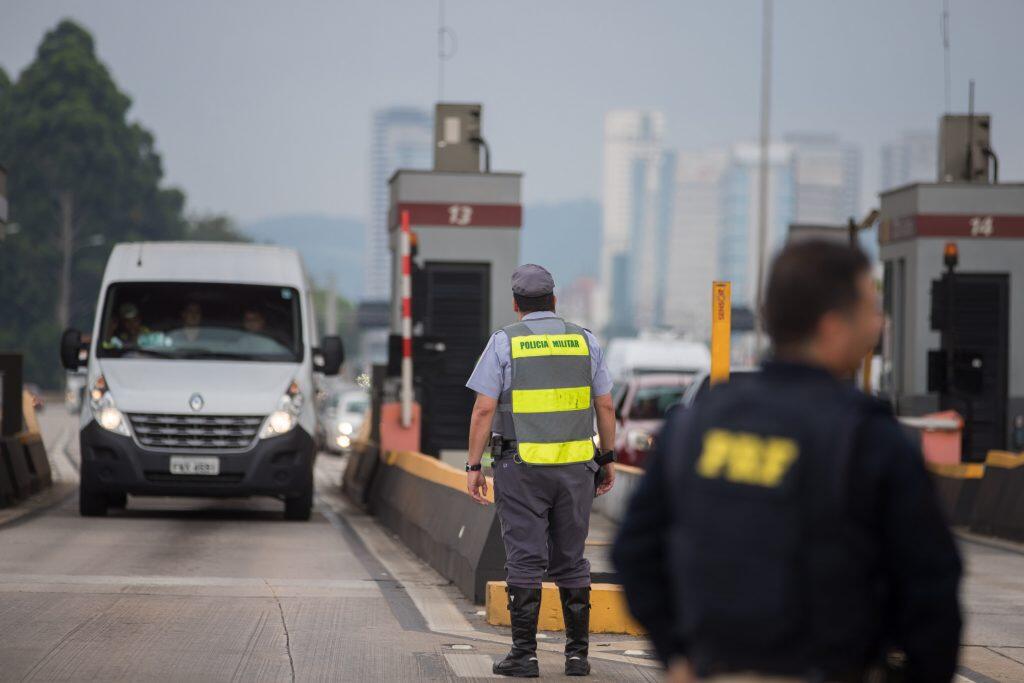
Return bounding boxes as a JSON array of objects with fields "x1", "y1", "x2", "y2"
[{"x1": 127, "y1": 413, "x2": 263, "y2": 451}]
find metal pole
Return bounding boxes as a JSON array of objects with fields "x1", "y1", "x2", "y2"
[
  {"x1": 753, "y1": 0, "x2": 773, "y2": 353},
  {"x1": 400, "y1": 210, "x2": 414, "y2": 428},
  {"x1": 437, "y1": 0, "x2": 445, "y2": 102},
  {"x1": 57, "y1": 191, "x2": 74, "y2": 329},
  {"x1": 710, "y1": 281, "x2": 732, "y2": 385}
]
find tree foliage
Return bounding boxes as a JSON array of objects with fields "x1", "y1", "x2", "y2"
[
  {"x1": 186, "y1": 213, "x2": 251, "y2": 243},
  {"x1": 0, "y1": 19, "x2": 188, "y2": 386}
]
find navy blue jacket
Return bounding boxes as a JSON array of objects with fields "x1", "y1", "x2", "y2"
[{"x1": 611, "y1": 361, "x2": 962, "y2": 682}]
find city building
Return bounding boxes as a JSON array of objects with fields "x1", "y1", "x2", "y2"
[
  {"x1": 556, "y1": 276, "x2": 598, "y2": 332},
  {"x1": 365, "y1": 107, "x2": 432, "y2": 302},
  {"x1": 718, "y1": 143, "x2": 796, "y2": 310},
  {"x1": 600, "y1": 110, "x2": 673, "y2": 336},
  {"x1": 785, "y1": 132, "x2": 861, "y2": 225},
  {"x1": 880, "y1": 130, "x2": 937, "y2": 191},
  {"x1": 663, "y1": 149, "x2": 728, "y2": 340}
]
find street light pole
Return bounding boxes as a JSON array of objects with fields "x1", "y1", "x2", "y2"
[
  {"x1": 57, "y1": 191, "x2": 74, "y2": 329},
  {"x1": 753, "y1": 0, "x2": 773, "y2": 354}
]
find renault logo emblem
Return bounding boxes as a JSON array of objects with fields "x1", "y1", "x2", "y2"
[{"x1": 189, "y1": 393, "x2": 204, "y2": 412}]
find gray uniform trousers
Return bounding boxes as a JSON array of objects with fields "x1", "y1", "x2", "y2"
[{"x1": 492, "y1": 449, "x2": 598, "y2": 589}]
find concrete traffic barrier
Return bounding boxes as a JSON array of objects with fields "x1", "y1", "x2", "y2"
[
  {"x1": 0, "y1": 435, "x2": 33, "y2": 500},
  {"x1": 0, "y1": 439, "x2": 16, "y2": 507},
  {"x1": 970, "y1": 451, "x2": 1024, "y2": 540},
  {"x1": 928, "y1": 461, "x2": 984, "y2": 526},
  {"x1": 20, "y1": 432, "x2": 52, "y2": 491},
  {"x1": 341, "y1": 439, "x2": 379, "y2": 510},
  {"x1": 591, "y1": 463, "x2": 644, "y2": 524},
  {"x1": 485, "y1": 581, "x2": 646, "y2": 635},
  {"x1": 368, "y1": 450, "x2": 505, "y2": 603}
]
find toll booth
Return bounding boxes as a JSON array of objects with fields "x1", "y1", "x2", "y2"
[
  {"x1": 879, "y1": 182, "x2": 1024, "y2": 460},
  {"x1": 387, "y1": 104, "x2": 522, "y2": 458}
]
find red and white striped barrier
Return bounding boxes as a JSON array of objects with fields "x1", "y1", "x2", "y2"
[{"x1": 400, "y1": 209, "x2": 413, "y2": 428}]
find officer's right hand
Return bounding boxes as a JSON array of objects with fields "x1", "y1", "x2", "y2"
[{"x1": 466, "y1": 471, "x2": 491, "y2": 505}]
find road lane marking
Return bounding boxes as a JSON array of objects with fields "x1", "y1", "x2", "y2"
[
  {"x1": 318, "y1": 499, "x2": 476, "y2": 633},
  {"x1": 315, "y1": 482, "x2": 659, "y2": 670},
  {"x1": 0, "y1": 573, "x2": 383, "y2": 598},
  {"x1": 444, "y1": 653, "x2": 501, "y2": 678}
]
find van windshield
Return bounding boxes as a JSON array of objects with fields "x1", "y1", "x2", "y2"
[{"x1": 97, "y1": 282, "x2": 303, "y2": 362}]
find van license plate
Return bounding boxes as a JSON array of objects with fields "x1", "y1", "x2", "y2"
[{"x1": 169, "y1": 456, "x2": 220, "y2": 476}]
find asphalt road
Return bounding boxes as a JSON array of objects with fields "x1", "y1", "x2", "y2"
[
  {"x1": 5, "y1": 410, "x2": 1024, "y2": 681},
  {"x1": 0, "y1": 409, "x2": 657, "y2": 682}
]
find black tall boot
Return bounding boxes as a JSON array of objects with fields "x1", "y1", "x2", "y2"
[
  {"x1": 559, "y1": 586, "x2": 591, "y2": 676},
  {"x1": 493, "y1": 585, "x2": 541, "y2": 678}
]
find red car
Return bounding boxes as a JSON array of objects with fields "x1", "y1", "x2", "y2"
[{"x1": 612, "y1": 373, "x2": 695, "y2": 467}]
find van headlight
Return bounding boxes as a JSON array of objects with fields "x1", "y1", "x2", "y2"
[
  {"x1": 89, "y1": 375, "x2": 130, "y2": 436},
  {"x1": 338, "y1": 421, "x2": 354, "y2": 436},
  {"x1": 259, "y1": 381, "x2": 304, "y2": 439}
]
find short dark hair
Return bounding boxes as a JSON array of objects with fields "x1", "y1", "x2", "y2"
[
  {"x1": 514, "y1": 293, "x2": 555, "y2": 314},
  {"x1": 763, "y1": 240, "x2": 870, "y2": 349}
]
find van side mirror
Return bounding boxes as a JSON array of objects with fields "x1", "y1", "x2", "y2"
[
  {"x1": 315, "y1": 335, "x2": 344, "y2": 375},
  {"x1": 60, "y1": 329, "x2": 86, "y2": 370}
]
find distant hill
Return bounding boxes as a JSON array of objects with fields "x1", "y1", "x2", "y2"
[
  {"x1": 243, "y1": 214, "x2": 364, "y2": 299},
  {"x1": 521, "y1": 199, "x2": 602, "y2": 286}
]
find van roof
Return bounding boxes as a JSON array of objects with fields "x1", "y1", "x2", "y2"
[
  {"x1": 102, "y1": 242, "x2": 308, "y2": 287},
  {"x1": 605, "y1": 337, "x2": 711, "y2": 378}
]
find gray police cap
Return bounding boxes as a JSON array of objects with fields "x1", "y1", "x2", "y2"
[{"x1": 511, "y1": 264, "x2": 555, "y2": 297}]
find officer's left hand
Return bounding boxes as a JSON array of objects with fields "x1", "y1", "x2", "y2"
[
  {"x1": 466, "y1": 470, "x2": 491, "y2": 505},
  {"x1": 596, "y1": 463, "x2": 615, "y2": 496}
]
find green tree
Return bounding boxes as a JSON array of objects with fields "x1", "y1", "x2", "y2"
[
  {"x1": 311, "y1": 285, "x2": 358, "y2": 363},
  {"x1": 0, "y1": 19, "x2": 187, "y2": 387},
  {"x1": 186, "y1": 213, "x2": 251, "y2": 242}
]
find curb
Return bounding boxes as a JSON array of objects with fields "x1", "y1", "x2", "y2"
[{"x1": 485, "y1": 581, "x2": 646, "y2": 635}]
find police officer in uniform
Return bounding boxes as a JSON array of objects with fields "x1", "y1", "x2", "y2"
[
  {"x1": 465, "y1": 264, "x2": 617, "y2": 678},
  {"x1": 613, "y1": 240, "x2": 962, "y2": 682}
]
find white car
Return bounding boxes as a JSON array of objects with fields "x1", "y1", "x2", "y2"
[
  {"x1": 60, "y1": 242, "x2": 344, "y2": 520},
  {"x1": 322, "y1": 389, "x2": 368, "y2": 454}
]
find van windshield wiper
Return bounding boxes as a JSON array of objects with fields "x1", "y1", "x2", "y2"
[{"x1": 120, "y1": 348, "x2": 179, "y2": 359}]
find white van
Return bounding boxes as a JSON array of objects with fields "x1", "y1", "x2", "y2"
[
  {"x1": 60, "y1": 242, "x2": 344, "y2": 520},
  {"x1": 604, "y1": 334, "x2": 711, "y2": 383}
]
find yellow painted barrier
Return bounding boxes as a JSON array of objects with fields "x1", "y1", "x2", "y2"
[
  {"x1": 380, "y1": 449, "x2": 495, "y2": 503},
  {"x1": 486, "y1": 581, "x2": 646, "y2": 636},
  {"x1": 710, "y1": 281, "x2": 731, "y2": 385},
  {"x1": 927, "y1": 461, "x2": 985, "y2": 479},
  {"x1": 984, "y1": 450, "x2": 1024, "y2": 470}
]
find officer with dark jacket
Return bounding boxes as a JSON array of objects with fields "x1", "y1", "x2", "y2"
[{"x1": 612, "y1": 240, "x2": 963, "y2": 683}]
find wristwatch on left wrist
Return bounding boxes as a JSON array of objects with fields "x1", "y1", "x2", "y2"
[
  {"x1": 595, "y1": 450, "x2": 615, "y2": 467},
  {"x1": 465, "y1": 462, "x2": 482, "y2": 472}
]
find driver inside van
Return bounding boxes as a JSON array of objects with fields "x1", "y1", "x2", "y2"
[
  {"x1": 168, "y1": 302, "x2": 204, "y2": 345},
  {"x1": 236, "y1": 309, "x2": 277, "y2": 353},
  {"x1": 102, "y1": 302, "x2": 149, "y2": 349}
]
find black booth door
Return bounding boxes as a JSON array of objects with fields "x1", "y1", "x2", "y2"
[
  {"x1": 420, "y1": 262, "x2": 491, "y2": 456},
  {"x1": 938, "y1": 273, "x2": 1010, "y2": 461}
]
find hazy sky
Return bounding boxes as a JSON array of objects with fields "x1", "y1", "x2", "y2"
[{"x1": 3, "y1": 0, "x2": 1023, "y2": 224}]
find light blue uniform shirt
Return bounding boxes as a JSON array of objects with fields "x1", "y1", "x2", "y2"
[{"x1": 465, "y1": 311, "x2": 613, "y2": 400}]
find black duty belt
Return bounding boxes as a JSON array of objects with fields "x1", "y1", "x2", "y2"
[{"x1": 490, "y1": 435, "x2": 517, "y2": 460}]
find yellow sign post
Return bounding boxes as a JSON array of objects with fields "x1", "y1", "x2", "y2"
[{"x1": 710, "y1": 281, "x2": 731, "y2": 384}]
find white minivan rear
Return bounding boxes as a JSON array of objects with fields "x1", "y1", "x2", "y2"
[{"x1": 60, "y1": 242, "x2": 344, "y2": 520}]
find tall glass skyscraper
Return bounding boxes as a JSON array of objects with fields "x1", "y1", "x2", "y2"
[
  {"x1": 365, "y1": 107, "x2": 432, "y2": 302},
  {"x1": 785, "y1": 132, "x2": 861, "y2": 226},
  {"x1": 880, "y1": 130, "x2": 937, "y2": 191},
  {"x1": 600, "y1": 110, "x2": 673, "y2": 336},
  {"x1": 719, "y1": 143, "x2": 796, "y2": 310}
]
